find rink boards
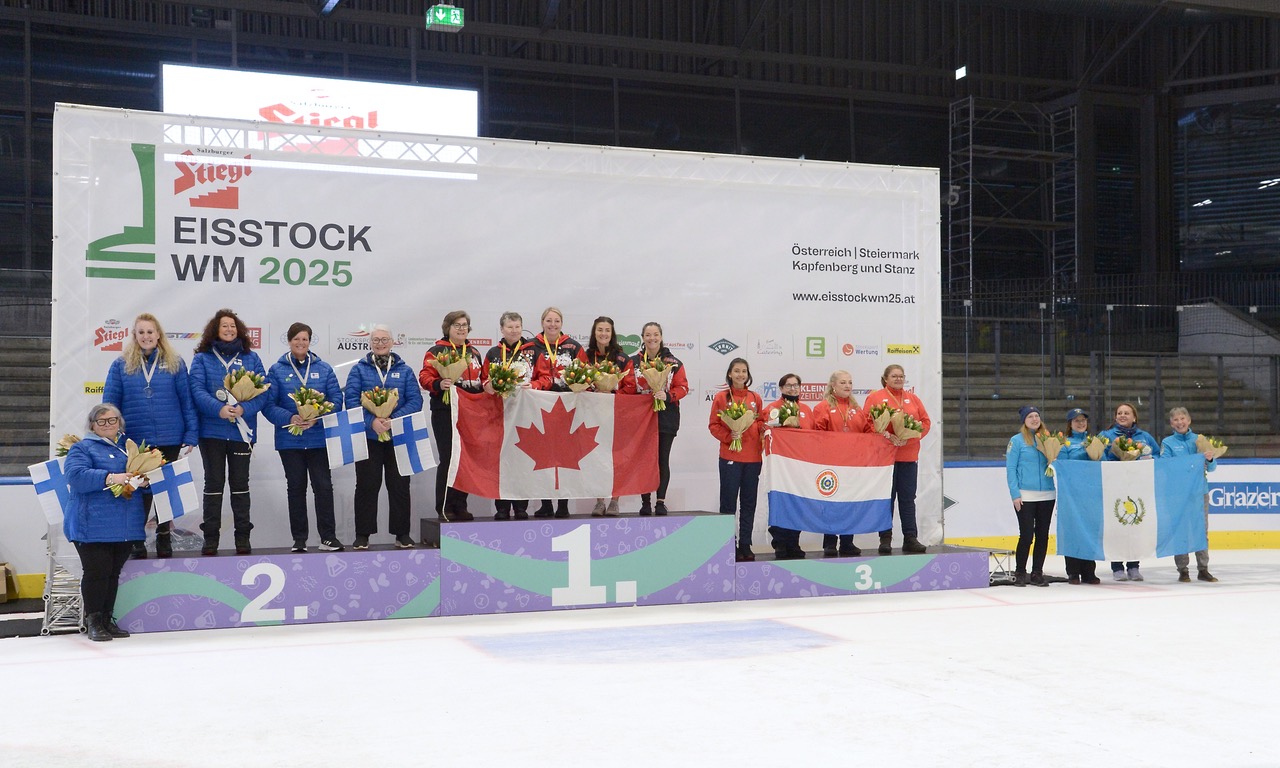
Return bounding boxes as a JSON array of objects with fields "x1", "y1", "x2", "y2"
[{"x1": 114, "y1": 512, "x2": 988, "y2": 633}]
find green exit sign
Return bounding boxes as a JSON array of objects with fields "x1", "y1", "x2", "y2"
[{"x1": 426, "y1": 4, "x2": 464, "y2": 32}]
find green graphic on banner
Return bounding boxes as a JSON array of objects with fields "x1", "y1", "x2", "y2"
[
  {"x1": 116, "y1": 571, "x2": 251, "y2": 618},
  {"x1": 85, "y1": 142, "x2": 156, "y2": 280}
]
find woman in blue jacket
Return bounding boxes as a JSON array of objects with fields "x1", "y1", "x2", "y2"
[
  {"x1": 189, "y1": 309, "x2": 268, "y2": 556},
  {"x1": 343, "y1": 324, "x2": 424, "y2": 549},
  {"x1": 1058, "y1": 407, "x2": 1101, "y2": 584},
  {"x1": 1160, "y1": 406, "x2": 1219, "y2": 583},
  {"x1": 102, "y1": 312, "x2": 197, "y2": 559},
  {"x1": 265, "y1": 322, "x2": 345, "y2": 553},
  {"x1": 1005, "y1": 406, "x2": 1054, "y2": 586},
  {"x1": 1098, "y1": 402, "x2": 1159, "y2": 581},
  {"x1": 64, "y1": 404, "x2": 146, "y2": 641}
]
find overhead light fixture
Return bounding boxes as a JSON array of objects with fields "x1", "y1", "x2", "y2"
[{"x1": 955, "y1": 66, "x2": 967, "y2": 80}]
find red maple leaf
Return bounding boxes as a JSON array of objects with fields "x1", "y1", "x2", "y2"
[{"x1": 514, "y1": 397, "x2": 599, "y2": 489}]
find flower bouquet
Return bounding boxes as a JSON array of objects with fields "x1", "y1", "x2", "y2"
[
  {"x1": 890, "y1": 411, "x2": 925, "y2": 441},
  {"x1": 431, "y1": 348, "x2": 469, "y2": 405},
  {"x1": 564, "y1": 359, "x2": 598, "y2": 393},
  {"x1": 487, "y1": 361, "x2": 520, "y2": 398},
  {"x1": 1083, "y1": 434, "x2": 1110, "y2": 461},
  {"x1": 287, "y1": 386, "x2": 335, "y2": 436},
  {"x1": 869, "y1": 402, "x2": 897, "y2": 434},
  {"x1": 770, "y1": 400, "x2": 801, "y2": 428},
  {"x1": 223, "y1": 368, "x2": 270, "y2": 404},
  {"x1": 1110, "y1": 436, "x2": 1143, "y2": 461},
  {"x1": 55, "y1": 433, "x2": 81, "y2": 457},
  {"x1": 592, "y1": 360, "x2": 622, "y2": 393},
  {"x1": 718, "y1": 401, "x2": 757, "y2": 452},
  {"x1": 638, "y1": 356, "x2": 675, "y2": 412},
  {"x1": 110, "y1": 439, "x2": 166, "y2": 499},
  {"x1": 1036, "y1": 432, "x2": 1070, "y2": 476},
  {"x1": 361, "y1": 386, "x2": 400, "y2": 442},
  {"x1": 1195, "y1": 434, "x2": 1229, "y2": 459}
]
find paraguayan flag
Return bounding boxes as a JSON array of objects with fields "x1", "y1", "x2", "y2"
[
  {"x1": 1055, "y1": 453, "x2": 1208, "y2": 561},
  {"x1": 323, "y1": 408, "x2": 370, "y2": 468},
  {"x1": 763, "y1": 429, "x2": 897, "y2": 535}
]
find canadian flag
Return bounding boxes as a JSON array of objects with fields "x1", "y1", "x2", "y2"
[{"x1": 449, "y1": 389, "x2": 658, "y2": 499}]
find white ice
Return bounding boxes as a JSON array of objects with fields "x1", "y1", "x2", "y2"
[{"x1": 2, "y1": 550, "x2": 1278, "y2": 768}]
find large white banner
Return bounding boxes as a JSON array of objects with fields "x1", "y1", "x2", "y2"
[{"x1": 51, "y1": 103, "x2": 942, "y2": 550}]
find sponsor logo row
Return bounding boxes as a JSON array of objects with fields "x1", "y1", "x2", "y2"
[{"x1": 706, "y1": 338, "x2": 921, "y2": 358}]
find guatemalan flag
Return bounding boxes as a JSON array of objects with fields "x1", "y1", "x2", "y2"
[
  {"x1": 323, "y1": 408, "x2": 370, "y2": 468},
  {"x1": 391, "y1": 411, "x2": 438, "y2": 477},
  {"x1": 763, "y1": 429, "x2": 897, "y2": 535},
  {"x1": 145, "y1": 457, "x2": 200, "y2": 524},
  {"x1": 449, "y1": 389, "x2": 658, "y2": 499},
  {"x1": 29, "y1": 457, "x2": 72, "y2": 527},
  {"x1": 1054, "y1": 453, "x2": 1209, "y2": 561}
]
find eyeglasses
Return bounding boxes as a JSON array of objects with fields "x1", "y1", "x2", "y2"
[
  {"x1": 781, "y1": 382, "x2": 801, "y2": 389},
  {"x1": 451, "y1": 322, "x2": 470, "y2": 330},
  {"x1": 370, "y1": 337, "x2": 393, "y2": 344},
  {"x1": 94, "y1": 417, "x2": 120, "y2": 426}
]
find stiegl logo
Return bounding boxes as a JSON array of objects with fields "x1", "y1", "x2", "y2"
[{"x1": 174, "y1": 150, "x2": 253, "y2": 210}]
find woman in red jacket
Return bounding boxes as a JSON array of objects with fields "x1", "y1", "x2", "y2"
[
  {"x1": 763, "y1": 372, "x2": 811, "y2": 559},
  {"x1": 708, "y1": 357, "x2": 764, "y2": 562},
  {"x1": 626, "y1": 322, "x2": 689, "y2": 516},
  {"x1": 419, "y1": 310, "x2": 485, "y2": 521},
  {"x1": 580, "y1": 316, "x2": 632, "y2": 516},
  {"x1": 863, "y1": 364, "x2": 930, "y2": 554},
  {"x1": 530, "y1": 306, "x2": 584, "y2": 518},
  {"x1": 811, "y1": 369, "x2": 871, "y2": 557}
]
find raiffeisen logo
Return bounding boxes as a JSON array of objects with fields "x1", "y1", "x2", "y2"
[
  {"x1": 173, "y1": 150, "x2": 253, "y2": 210},
  {"x1": 85, "y1": 143, "x2": 157, "y2": 280}
]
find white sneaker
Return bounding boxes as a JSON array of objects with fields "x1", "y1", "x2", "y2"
[
  {"x1": 591, "y1": 499, "x2": 607, "y2": 516},
  {"x1": 605, "y1": 499, "x2": 620, "y2": 516},
  {"x1": 1112, "y1": 570, "x2": 1129, "y2": 581},
  {"x1": 1127, "y1": 566, "x2": 1143, "y2": 581}
]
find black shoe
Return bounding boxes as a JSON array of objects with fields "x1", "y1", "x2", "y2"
[
  {"x1": 1068, "y1": 575, "x2": 1081, "y2": 585},
  {"x1": 234, "y1": 534, "x2": 251, "y2": 555},
  {"x1": 1013, "y1": 572, "x2": 1028, "y2": 587},
  {"x1": 901, "y1": 536, "x2": 927, "y2": 554},
  {"x1": 839, "y1": 545, "x2": 862, "y2": 557},
  {"x1": 639, "y1": 500, "x2": 653, "y2": 516},
  {"x1": 291, "y1": 539, "x2": 307, "y2": 553},
  {"x1": 494, "y1": 510, "x2": 510, "y2": 521},
  {"x1": 394, "y1": 535, "x2": 416, "y2": 549},
  {"x1": 554, "y1": 501, "x2": 570, "y2": 518},
  {"x1": 352, "y1": 535, "x2": 369, "y2": 550},
  {"x1": 84, "y1": 613, "x2": 112, "y2": 642},
  {"x1": 735, "y1": 545, "x2": 755, "y2": 562},
  {"x1": 201, "y1": 536, "x2": 219, "y2": 556},
  {"x1": 534, "y1": 502, "x2": 554, "y2": 518},
  {"x1": 823, "y1": 546, "x2": 838, "y2": 558},
  {"x1": 1029, "y1": 572, "x2": 1050, "y2": 587},
  {"x1": 1178, "y1": 569, "x2": 1191, "y2": 583},
  {"x1": 780, "y1": 547, "x2": 806, "y2": 560},
  {"x1": 654, "y1": 501, "x2": 668, "y2": 516},
  {"x1": 105, "y1": 618, "x2": 130, "y2": 638},
  {"x1": 318, "y1": 539, "x2": 344, "y2": 552},
  {"x1": 513, "y1": 509, "x2": 529, "y2": 520},
  {"x1": 878, "y1": 534, "x2": 893, "y2": 555},
  {"x1": 155, "y1": 533, "x2": 172, "y2": 559},
  {"x1": 1082, "y1": 575, "x2": 1101, "y2": 585},
  {"x1": 130, "y1": 541, "x2": 148, "y2": 560},
  {"x1": 1198, "y1": 569, "x2": 1219, "y2": 582}
]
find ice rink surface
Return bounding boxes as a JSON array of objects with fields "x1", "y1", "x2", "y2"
[{"x1": 3, "y1": 550, "x2": 1278, "y2": 768}]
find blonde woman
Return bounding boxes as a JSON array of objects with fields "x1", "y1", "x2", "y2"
[{"x1": 1005, "y1": 406, "x2": 1054, "y2": 587}]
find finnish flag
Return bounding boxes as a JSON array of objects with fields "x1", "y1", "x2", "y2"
[
  {"x1": 146, "y1": 457, "x2": 200, "y2": 524},
  {"x1": 391, "y1": 411, "x2": 438, "y2": 477},
  {"x1": 29, "y1": 457, "x2": 72, "y2": 527},
  {"x1": 323, "y1": 408, "x2": 369, "y2": 468}
]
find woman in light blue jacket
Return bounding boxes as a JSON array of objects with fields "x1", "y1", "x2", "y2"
[
  {"x1": 1005, "y1": 406, "x2": 1054, "y2": 587},
  {"x1": 1160, "y1": 406, "x2": 1219, "y2": 583},
  {"x1": 1058, "y1": 408, "x2": 1101, "y2": 584},
  {"x1": 1097, "y1": 402, "x2": 1159, "y2": 581}
]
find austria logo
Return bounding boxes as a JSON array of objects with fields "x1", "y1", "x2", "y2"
[
  {"x1": 174, "y1": 150, "x2": 253, "y2": 210},
  {"x1": 815, "y1": 469, "x2": 839, "y2": 497}
]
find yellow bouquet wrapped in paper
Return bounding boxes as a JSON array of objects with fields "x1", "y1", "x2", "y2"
[
  {"x1": 1110, "y1": 436, "x2": 1143, "y2": 461},
  {"x1": 288, "y1": 386, "x2": 335, "y2": 436},
  {"x1": 430, "y1": 349, "x2": 469, "y2": 405},
  {"x1": 869, "y1": 402, "x2": 896, "y2": 434},
  {"x1": 1195, "y1": 434, "x2": 1228, "y2": 459},
  {"x1": 592, "y1": 360, "x2": 622, "y2": 393},
  {"x1": 55, "y1": 433, "x2": 81, "y2": 457},
  {"x1": 361, "y1": 386, "x2": 399, "y2": 442},
  {"x1": 1084, "y1": 434, "x2": 1110, "y2": 461},
  {"x1": 563, "y1": 359, "x2": 598, "y2": 393},
  {"x1": 771, "y1": 400, "x2": 801, "y2": 428},
  {"x1": 890, "y1": 411, "x2": 924, "y2": 441},
  {"x1": 718, "y1": 401, "x2": 757, "y2": 452},
  {"x1": 1036, "y1": 432, "x2": 1070, "y2": 476},
  {"x1": 223, "y1": 368, "x2": 270, "y2": 404},
  {"x1": 638, "y1": 356, "x2": 675, "y2": 412},
  {"x1": 110, "y1": 439, "x2": 166, "y2": 499},
  {"x1": 487, "y1": 361, "x2": 520, "y2": 398}
]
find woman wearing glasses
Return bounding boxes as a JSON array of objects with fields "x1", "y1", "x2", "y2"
[
  {"x1": 63, "y1": 404, "x2": 146, "y2": 641},
  {"x1": 102, "y1": 312, "x2": 197, "y2": 559},
  {"x1": 763, "y1": 373, "x2": 811, "y2": 559},
  {"x1": 189, "y1": 309, "x2": 267, "y2": 556},
  {"x1": 419, "y1": 310, "x2": 485, "y2": 521},
  {"x1": 345, "y1": 325, "x2": 423, "y2": 549}
]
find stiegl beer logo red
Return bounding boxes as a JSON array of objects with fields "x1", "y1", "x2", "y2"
[
  {"x1": 94, "y1": 319, "x2": 128, "y2": 352},
  {"x1": 173, "y1": 150, "x2": 253, "y2": 210}
]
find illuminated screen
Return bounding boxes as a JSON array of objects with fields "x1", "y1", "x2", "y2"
[{"x1": 162, "y1": 64, "x2": 478, "y2": 138}]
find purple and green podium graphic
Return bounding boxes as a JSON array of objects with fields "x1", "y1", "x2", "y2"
[
  {"x1": 438, "y1": 513, "x2": 736, "y2": 616},
  {"x1": 735, "y1": 547, "x2": 989, "y2": 600},
  {"x1": 115, "y1": 549, "x2": 442, "y2": 633}
]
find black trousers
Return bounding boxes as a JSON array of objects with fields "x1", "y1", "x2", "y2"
[
  {"x1": 354, "y1": 438, "x2": 411, "y2": 537},
  {"x1": 200, "y1": 438, "x2": 252, "y2": 537},
  {"x1": 279, "y1": 448, "x2": 336, "y2": 541},
  {"x1": 1064, "y1": 556, "x2": 1097, "y2": 579},
  {"x1": 432, "y1": 408, "x2": 469, "y2": 515},
  {"x1": 1015, "y1": 499, "x2": 1055, "y2": 573},
  {"x1": 75, "y1": 541, "x2": 132, "y2": 618}
]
